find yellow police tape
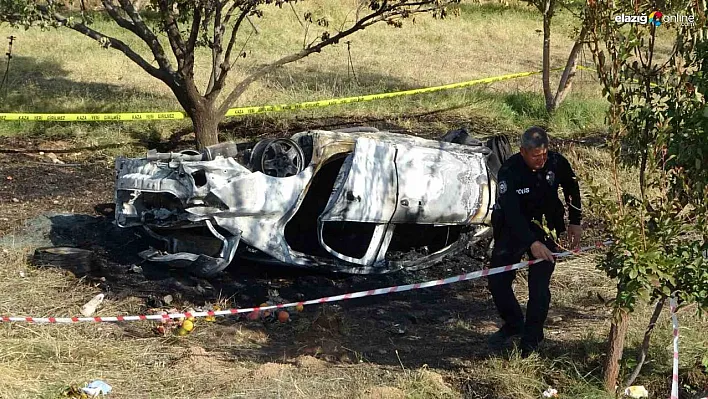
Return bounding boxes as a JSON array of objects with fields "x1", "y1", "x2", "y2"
[
  {"x1": 0, "y1": 68, "x2": 551, "y2": 122},
  {"x1": 0, "y1": 112, "x2": 185, "y2": 122},
  {"x1": 224, "y1": 69, "x2": 550, "y2": 117}
]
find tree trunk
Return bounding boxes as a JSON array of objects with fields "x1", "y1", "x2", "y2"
[
  {"x1": 604, "y1": 307, "x2": 630, "y2": 393},
  {"x1": 624, "y1": 298, "x2": 666, "y2": 388},
  {"x1": 552, "y1": 25, "x2": 588, "y2": 111},
  {"x1": 191, "y1": 105, "x2": 220, "y2": 149},
  {"x1": 170, "y1": 78, "x2": 220, "y2": 149},
  {"x1": 542, "y1": 1, "x2": 554, "y2": 113}
]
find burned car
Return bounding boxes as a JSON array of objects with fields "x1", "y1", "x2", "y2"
[{"x1": 114, "y1": 127, "x2": 511, "y2": 276}]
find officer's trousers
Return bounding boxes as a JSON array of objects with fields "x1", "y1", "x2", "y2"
[{"x1": 487, "y1": 239, "x2": 557, "y2": 349}]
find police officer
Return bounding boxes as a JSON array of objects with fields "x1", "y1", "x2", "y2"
[{"x1": 487, "y1": 126, "x2": 582, "y2": 356}]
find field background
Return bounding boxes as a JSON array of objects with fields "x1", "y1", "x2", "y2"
[
  {"x1": 0, "y1": 0, "x2": 617, "y2": 146},
  {"x1": 0, "y1": 1, "x2": 706, "y2": 398}
]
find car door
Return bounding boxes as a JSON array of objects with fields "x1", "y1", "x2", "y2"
[
  {"x1": 317, "y1": 137, "x2": 398, "y2": 266},
  {"x1": 390, "y1": 141, "x2": 491, "y2": 225}
]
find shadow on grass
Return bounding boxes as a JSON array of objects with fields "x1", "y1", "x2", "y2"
[
  {"x1": 0, "y1": 56, "x2": 171, "y2": 115},
  {"x1": 0, "y1": 55, "x2": 181, "y2": 144},
  {"x1": 468, "y1": 89, "x2": 607, "y2": 135}
]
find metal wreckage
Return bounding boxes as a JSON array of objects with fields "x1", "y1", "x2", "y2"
[{"x1": 114, "y1": 127, "x2": 512, "y2": 276}]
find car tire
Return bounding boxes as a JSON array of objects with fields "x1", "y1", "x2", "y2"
[
  {"x1": 250, "y1": 138, "x2": 305, "y2": 177},
  {"x1": 485, "y1": 134, "x2": 512, "y2": 179}
]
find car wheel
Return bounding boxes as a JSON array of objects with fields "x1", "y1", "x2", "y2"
[{"x1": 250, "y1": 138, "x2": 305, "y2": 177}]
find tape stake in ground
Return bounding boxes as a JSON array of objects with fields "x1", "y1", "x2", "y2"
[
  {"x1": 0, "y1": 241, "x2": 611, "y2": 324},
  {"x1": 0, "y1": 68, "x2": 557, "y2": 122},
  {"x1": 670, "y1": 296, "x2": 680, "y2": 399}
]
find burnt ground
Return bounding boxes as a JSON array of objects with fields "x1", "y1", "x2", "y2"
[{"x1": 0, "y1": 131, "x2": 620, "y2": 397}]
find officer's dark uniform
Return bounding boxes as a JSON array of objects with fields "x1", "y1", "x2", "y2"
[{"x1": 489, "y1": 150, "x2": 581, "y2": 350}]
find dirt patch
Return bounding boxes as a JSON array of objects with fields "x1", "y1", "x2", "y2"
[
  {"x1": 0, "y1": 146, "x2": 113, "y2": 236},
  {"x1": 252, "y1": 362, "x2": 294, "y2": 379},
  {"x1": 357, "y1": 386, "x2": 406, "y2": 399},
  {"x1": 294, "y1": 355, "x2": 328, "y2": 371},
  {"x1": 416, "y1": 369, "x2": 455, "y2": 395},
  {"x1": 174, "y1": 348, "x2": 231, "y2": 374}
]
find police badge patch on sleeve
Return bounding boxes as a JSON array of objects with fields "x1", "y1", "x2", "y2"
[
  {"x1": 546, "y1": 171, "x2": 555, "y2": 185},
  {"x1": 499, "y1": 180, "x2": 507, "y2": 194}
]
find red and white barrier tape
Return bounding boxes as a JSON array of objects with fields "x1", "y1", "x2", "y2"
[
  {"x1": 0, "y1": 240, "x2": 612, "y2": 324},
  {"x1": 670, "y1": 296, "x2": 679, "y2": 399}
]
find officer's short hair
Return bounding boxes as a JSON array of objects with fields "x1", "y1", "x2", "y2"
[{"x1": 521, "y1": 126, "x2": 549, "y2": 149}]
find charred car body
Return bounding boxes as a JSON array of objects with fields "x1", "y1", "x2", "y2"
[{"x1": 114, "y1": 127, "x2": 510, "y2": 276}]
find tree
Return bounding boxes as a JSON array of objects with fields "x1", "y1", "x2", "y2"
[
  {"x1": 522, "y1": 0, "x2": 589, "y2": 113},
  {"x1": 0, "y1": 0, "x2": 460, "y2": 148},
  {"x1": 584, "y1": 0, "x2": 707, "y2": 392}
]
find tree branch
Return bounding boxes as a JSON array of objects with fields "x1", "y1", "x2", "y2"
[
  {"x1": 624, "y1": 297, "x2": 666, "y2": 388},
  {"x1": 187, "y1": 3, "x2": 205, "y2": 56},
  {"x1": 206, "y1": 1, "x2": 230, "y2": 96},
  {"x1": 38, "y1": 5, "x2": 170, "y2": 84},
  {"x1": 542, "y1": 0, "x2": 554, "y2": 111},
  {"x1": 103, "y1": 0, "x2": 174, "y2": 73},
  {"x1": 217, "y1": 1, "x2": 441, "y2": 116},
  {"x1": 221, "y1": 2, "x2": 256, "y2": 78},
  {"x1": 554, "y1": 24, "x2": 588, "y2": 106},
  {"x1": 156, "y1": 0, "x2": 188, "y2": 73}
]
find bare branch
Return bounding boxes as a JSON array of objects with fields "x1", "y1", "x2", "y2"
[
  {"x1": 156, "y1": 0, "x2": 188, "y2": 73},
  {"x1": 211, "y1": 2, "x2": 256, "y2": 92},
  {"x1": 116, "y1": 0, "x2": 144, "y2": 24},
  {"x1": 187, "y1": 2, "x2": 206, "y2": 55},
  {"x1": 222, "y1": 2, "x2": 256, "y2": 73},
  {"x1": 554, "y1": 24, "x2": 588, "y2": 106},
  {"x1": 103, "y1": 0, "x2": 174, "y2": 73},
  {"x1": 37, "y1": 5, "x2": 170, "y2": 84},
  {"x1": 207, "y1": 1, "x2": 226, "y2": 96},
  {"x1": 290, "y1": 2, "x2": 304, "y2": 27},
  {"x1": 624, "y1": 297, "x2": 666, "y2": 388},
  {"x1": 217, "y1": 1, "x2": 443, "y2": 116}
]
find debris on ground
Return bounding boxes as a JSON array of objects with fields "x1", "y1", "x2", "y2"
[
  {"x1": 277, "y1": 310, "x2": 290, "y2": 323},
  {"x1": 47, "y1": 153, "x2": 65, "y2": 165},
  {"x1": 80, "y1": 294, "x2": 105, "y2": 317},
  {"x1": 81, "y1": 380, "x2": 112, "y2": 397},
  {"x1": 61, "y1": 379, "x2": 112, "y2": 398},
  {"x1": 624, "y1": 385, "x2": 649, "y2": 398},
  {"x1": 542, "y1": 387, "x2": 558, "y2": 398}
]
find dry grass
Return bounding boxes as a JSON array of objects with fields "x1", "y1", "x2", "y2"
[
  {"x1": 0, "y1": 247, "x2": 473, "y2": 399},
  {"x1": 1, "y1": 229, "x2": 707, "y2": 398}
]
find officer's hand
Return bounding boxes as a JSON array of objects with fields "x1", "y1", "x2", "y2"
[
  {"x1": 530, "y1": 241, "x2": 555, "y2": 263},
  {"x1": 567, "y1": 224, "x2": 582, "y2": 249}
]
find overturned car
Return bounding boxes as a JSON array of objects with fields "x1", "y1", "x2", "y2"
[{"x1": 114, "y1": 127, "x2": 511, "y2": 276}]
